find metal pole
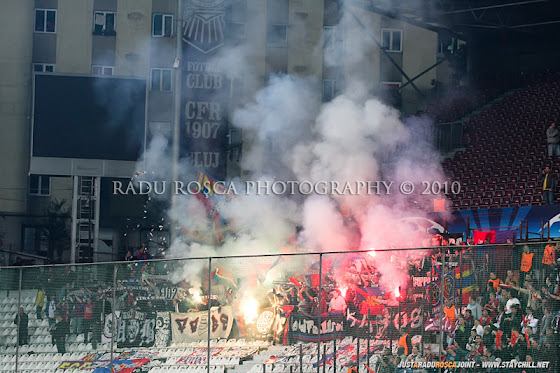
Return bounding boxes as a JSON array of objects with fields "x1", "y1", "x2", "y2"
[
  {"x1": 300, "y1": 343, "x2": 303, "y2": 373},
  {"x1": 317, "y1": 254, "x2": 323, "y2": 373},
  {"x1": 399, "y1": 58, "x2": 447, "y2": 90},
  {"x1": 442, "y1": 0, "x2": 547, "y2": 14},
  {"x1": 93, "y1": 177, "x2": 101, "y2": 262},
  {"x1": 110, "y1": 263, "x2": 117, "y2": 372},
  {"x1": 208, "y1": 257, "x2": 212, "y2": 373},
  {"x1": 398, "y1": 287, "x2": 402, "y2": 330},
  {"x1": 367, "y1": 309, "x2": 370, "y2": 369},
  {"x1": 439, "y1": 246, "x2": 445, "y2": 361},
  {"x1": 170, "y1": 0, "x2": 184, "y2": 244},
  {"x1": 421, "y1": 283, "x2": 425, "y2": 355},
  {"x1": 459, "y1": 250, "x2": 463, "y2": 306},
  {"x1": 88, "y1": 179, "x2": 93, "y2": 262},
  {"x1": 357, "y1": 336, "x2": 360, "y2": 372},
  {"x1": 348, "y1": 10, "x2": 424, "y2": 97},
  {"x1": 15, "y1": 267, "x2": 22, "y2": 373},
  {"x1": 333, "y1": 333, "x2": 337, "y2": 373},
  {"x1": 323, "y1": 345, "x2": 326, "y2": 373},
  {"x1": 70, "y1": 176, "x2": 78, "y2": 264}
]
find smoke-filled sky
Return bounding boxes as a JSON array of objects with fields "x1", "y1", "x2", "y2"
[{"x1": 137, "y1": 0, "x2": 448, "y2": 294}]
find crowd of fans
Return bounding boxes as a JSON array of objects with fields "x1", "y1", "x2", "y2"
[
  {"x1": 367, "y1": 241, "x2": 560, "y2": 372},
  {"x1": 8, "y1": 240, "x2": 560, "y2": 372}
]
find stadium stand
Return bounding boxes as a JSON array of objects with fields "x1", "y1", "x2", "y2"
[
  {"x1": 0, "y1": 241, "x2": 558, "y2": 372},
  {"x1": 442, "y1": 72, "x2": 560, "y2": 210}
]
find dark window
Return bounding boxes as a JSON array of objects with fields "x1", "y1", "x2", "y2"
[
  {"x1": 94, "y1": 12, "x2": 116, "y2": 36},
  {"x1": 153, "y1": 14, "x2": 174, "y2": 37},
  {"x1": 267, "y1": 25, "x2": 288, "y2": 45},
  {"x1": 323, "y1": 26, "x2": 335, "y2": 50},
  {"x1": 34, "y1": 64, "x2": 55, "y2": 73},
  {"x1": 161, "y1": 70, "x2": 172, "y2": 91},
  {"x1": 35, "y1": 10, "x2": 45, "y2": 32},
  {"x1": 92, "y1": 65, "x2": 114, "y2": 75},
  {"x1": 46, "y1": 10, "x2": 56, "y2": 32},
  {"x1": 151, "y1": 69, "x2": 172, "y2": 91},
  {"x1": 35, "y1": 9, "x2": 56, "y2": 33},
  {"x1": 382, "y1": 29, "x2": 402, "y2": 52},
  {"x1": 29, "y1": 175, "x2": 50, "y2": 196},
  {"x1": 151, "y1": 69, "x2": 161, "y2": 90},
  {"x1": 322, "y1": 80, "x2": 336, "y2": 102},
  {"x1": 392, "y1": 31, "x2": 401, "y2": 51}
]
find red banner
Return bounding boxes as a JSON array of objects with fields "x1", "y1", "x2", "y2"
[{"x1": 473, "y1": 230, "x2": 495, "y2": 244}]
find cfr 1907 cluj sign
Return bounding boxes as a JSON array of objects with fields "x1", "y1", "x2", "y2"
[{"x1": 181, "y1": 0, "x2": 229, "y2": 180}]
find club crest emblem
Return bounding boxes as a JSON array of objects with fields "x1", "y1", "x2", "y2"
[{"x1": 183, "y1": 0, "x2": 226, "y2": 53}]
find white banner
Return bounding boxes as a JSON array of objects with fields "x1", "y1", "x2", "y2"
[
  {"x1": 155, "y1": 312, "x2": 171, "y2": 347},
  {"x1": 171, "y1": 307, "x2": 233, "y2": 343},
  {"x1": 102, "y1": 312, "x2": 120, "y2": 344}
]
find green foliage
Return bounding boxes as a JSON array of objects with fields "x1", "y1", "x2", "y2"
[{"x1": 43, "y1": 199, "x2": 71, "y2": 262}]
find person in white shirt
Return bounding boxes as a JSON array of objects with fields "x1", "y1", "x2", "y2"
[
  {"x1": 466, "y1": 296, "x2": 483, "y2": 320},
  {"x1": 472, "y1": 318, "x2": 484, "y2": 337},
  {"x1": 521, "y1": 307, "x2": 539, "y2": 334},
  {"x1": 328, "y1": 289, "x2": 347, "y2": 314},
  {"x1": 45, "y1": 294, "x2": 58, "y2": 329},
  {"x1": 504, "y1": 289, "x2": 520, "y2": 314}
]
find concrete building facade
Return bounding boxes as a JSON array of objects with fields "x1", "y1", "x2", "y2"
[{"x1": 0, "y1": 0, "x2": 441, "y2": 264}]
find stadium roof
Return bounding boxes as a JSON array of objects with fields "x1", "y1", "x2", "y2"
[{"x1": 352, "y1": 0, "x2": 560, "y2": 39}]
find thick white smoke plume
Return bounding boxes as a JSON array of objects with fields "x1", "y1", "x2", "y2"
[{"x1": 137, "y1": 0, "x2": 449, "y2": 295}]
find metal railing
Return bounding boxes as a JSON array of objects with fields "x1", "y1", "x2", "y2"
[{"x1": 0, "y1": 241, "x2": 556, "y2": 372}]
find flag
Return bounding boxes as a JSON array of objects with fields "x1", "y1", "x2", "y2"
[
  {"x1": 264, "y1": 256, "x2": 285, "y2": 280},
  {"x1": 182, "y1": 171, "x2": 233, "y2": 245},
  {"x1": 431, "y1": 257, "x2": 442, "y2": 277},
  {"x1": 473, "y1": 230, "x2": 495, "y2": 244},
  {"x1": 511, "y1": 331, "x2": 519, "y2": 346},
  {"x1": 310, "y1": 258, "x2": 333, "y2": 271},
  {"x1": 495, "y1": 230, "x2": 517, "y2": 244},
  {"x1": 433, "y1": 198, "x2": 446, "y2": 212},
  {"x1": 288, "y1": 277, "x2": 301, "y2": 287},
  {"x1": 211, "y1": 268, "x2": 237, "y2": 288},
  {"x1": 454, "y1": 264, "x2": 475, "y2": 303},
  {"x1": 495, "y1": 330, "x2": 503, "y2": 348},
  {"x1": 305, "y1": 274, "x2": 320, "y2": 288},
  {"x1": 424, "y1": 317, "x2": 440, "y2": 332},
  {"x1": 524, "y1": 329, "x2": 531, "y2": 346}
]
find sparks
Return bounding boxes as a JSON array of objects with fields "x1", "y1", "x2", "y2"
[
  {"x1": 241, "y1": 297, "x2": 259, "y2": 324},
  {"x1": 394, "y1": 286, "x2": 400, "y2": 298},
  {"x1": 340, "y1": 286, "x2": 348, "y2": 297},
  {"x1": 367, "y1": 249, "x2": 377, "y2": 258},
  {"x1": 189, "y1": 288, "x2": 202, "y2": 304}
]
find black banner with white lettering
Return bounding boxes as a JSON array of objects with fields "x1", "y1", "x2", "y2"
[
  {"x1": 181, "y1": 0, "x2": 230, "y2": 181},
  {"x1": 116, "y1": 310, "x2": 156, "y2": 348},
  {"x1": 346, "y1": 302, "x2": 424, "y2": 339},
  {"x1": 288, "y1": 311, "x2": 345, "y2": 342}
]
